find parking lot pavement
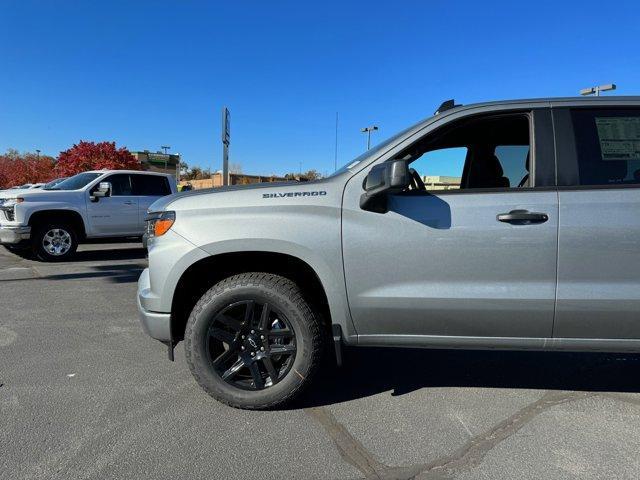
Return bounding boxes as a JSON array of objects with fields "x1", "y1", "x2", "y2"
[{"x1": 2, "y1": 244, "x2": 640, "y2": 480}]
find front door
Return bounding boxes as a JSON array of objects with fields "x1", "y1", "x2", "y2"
[
  {"x1": 86, "y1": 174, "x2": 139, "y2": 236},
  {"x1": 553, "y1": 106, "x2": 640, "y2": 339},
  {"x1": 342, "y1": 109, "x2": 559, "y2": 340}
]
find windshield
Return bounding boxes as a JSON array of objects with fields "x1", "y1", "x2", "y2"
[
  {"x1": 328, "y1": 124, "x2": 417, "y2": 177},
  {"x1": 43, "y1": 177, "x2": 67, "y2": 189},
  {"x1": 44, "y1": 172, "x2": 101, "y2": 190}
]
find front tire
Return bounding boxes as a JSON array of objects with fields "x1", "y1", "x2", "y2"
[
  {"x1": 184, "y1": 273, "x2": 325, "y2": 409},
  {"x1": 32, "y1": 223, "x2": 78, "y2": 262}
]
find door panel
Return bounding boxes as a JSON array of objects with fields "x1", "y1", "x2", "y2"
[
  {"x1": 86, "y1": 173, "x2": 139, "y2": 236},
  {"x1": 86, "y1": 196, "x2": 139, "y2": 235},
  {"x1": 342, "y1": 190, "x2": 559, "y2": 338},
  {"x1": 553, "y1": 106, "x2": 640, "y2": 339},
  {"x1": 555, "y1": 189, "x2": 640, "y2": 338}
]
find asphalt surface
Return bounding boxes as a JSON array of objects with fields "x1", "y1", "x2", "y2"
[{"x1": 2, "y1": 243, "x2": 640, "y2": 479}]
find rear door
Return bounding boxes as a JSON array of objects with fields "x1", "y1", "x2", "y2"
[
  {"x1": 131, "y1": 174, "x2": 173, "y2": 230},
  {"x1": 342, "y1": 108, "x2": 559, "y2": 341},
  {"x1": 553, "y1": 106, "x2": 640, "y2": 339}
]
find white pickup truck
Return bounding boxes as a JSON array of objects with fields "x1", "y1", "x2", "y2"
[{"x1": 0, "y1": 170, "x2": 177, "y2": 261}]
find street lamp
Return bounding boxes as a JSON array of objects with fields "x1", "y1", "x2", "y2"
[
  {"x1": 361, "y1": 125, "x2": 379, "y2": 151},
  {"x1": 580, "y1": 84, "x2": 616, "y2": 96},
  {"x1": 35, "y1": 149, "x2": 41, "y2": 159},
  {"x1": 160, "y1": 145, "x2": 171, "y2": 171}
]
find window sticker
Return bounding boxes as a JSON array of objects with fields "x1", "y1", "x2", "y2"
[{"x1": 595, "y1": 117, "x2": 640, "y2": 160}]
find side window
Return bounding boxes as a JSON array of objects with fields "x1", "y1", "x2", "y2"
[
  {"x1": 495, "y1": 145, "x2": 530, "y2": 188},
  {"x1": 403, "y1": 113, "x2": 532, "y2": 192},
  {"x1": 102, "y1": 174, "x2": 132, "y2": 196},
  {"x1": 571, "y1": 109, "x2": 640, "y2": 186},
  {"x1": 411, "y1": 148, "x2": 465, "y2": 191},
  {"x1": 131, "y1": 175, "x2": 171, "y2": 196}
]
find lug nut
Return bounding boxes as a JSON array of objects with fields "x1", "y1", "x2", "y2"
[
  {"x1": 241, "y1": 346, "x2": 245, "y2": 350},
  {"x1": 251, "y1": 352, "x2": 255, "y2": 357},
  {"x1": 260, "y1": 335, "x2": 265, "y2": 340},
  {"x1": 260, "y1": 347, "x2": 265, "y2": 351},
  {"x1": 241, "y1": 335, "x2": 245, "y2": 339},
  {"x1": 251, "y1": 330, "x2": 255, "y2": 334}
]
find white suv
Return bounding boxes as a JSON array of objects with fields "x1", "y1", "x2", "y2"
[{"x1": 0, "y1": 170, "x2": 177, "y2": 261}]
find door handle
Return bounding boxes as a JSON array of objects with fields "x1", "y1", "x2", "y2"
[
  {"x1": 497, "y1": 210, "x2": 548, "y2": 224},
  {"x1": 123, "y1": 200, "x2": 134, "y2": 205}
]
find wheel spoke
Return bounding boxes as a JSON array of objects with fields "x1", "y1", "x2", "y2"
[
  {"x1": 210, "y1": 327, "x2": 235, "y2": 345},
  {"x1": 261, "y1": 357, "x2": 279, "y2": 384},
  {"x1": 221, "y1": 357, "x2": 244, "y2": 380},
  {"x1": 212, "y1": 347, "x2": 237, "y2": 367},
  {"x1": 243, "y1": 300, "x2": 255, "y2": 326},
  {"x1": 269, "y1": 343, "x2": 296, "y2": 355},
  {"x1": 258, "y1": 303, "x2": 270, "y2": 330},
  {"x1": 217, "y1": 313, "x2": 242, "y2": 331},
  {"x1": 248, "y1": 362, "x2": 265, "y2": 389}
]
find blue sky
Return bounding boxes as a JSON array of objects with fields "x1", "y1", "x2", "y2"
[{"x1": 1, "y1": 1, "x2": 639, "y2": 177}]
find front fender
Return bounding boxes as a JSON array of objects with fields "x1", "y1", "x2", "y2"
[
  {"x1": 18, "y1": 202, "x2": 86, "y2": 227},
  {"x1": 197, "y1": 238, "x2": 357, "y2": 342}
]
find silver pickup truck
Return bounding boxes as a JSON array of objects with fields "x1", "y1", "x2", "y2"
[
  {"x1": 138, "y1": 96, "x2": 640, "y2": 409},
  {"x1": 0, "y1": 170, "x2": 176, "y2": 261}
]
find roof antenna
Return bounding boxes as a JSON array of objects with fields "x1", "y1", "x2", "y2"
[{"x1": 434, "y1": 99, "x2": 458, "y2": 115}]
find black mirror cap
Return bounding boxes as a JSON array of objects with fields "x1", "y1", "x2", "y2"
[{"x1": 360, "y1": 159, "x2": 410, "y2": 212}]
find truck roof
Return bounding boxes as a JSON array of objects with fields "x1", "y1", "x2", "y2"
[
  {"x1": 85, "y1": 169, "x2": 174, "y2": 176},
  {"x1": 437, "y1": 95, "x2": 640, "y2": 116}
]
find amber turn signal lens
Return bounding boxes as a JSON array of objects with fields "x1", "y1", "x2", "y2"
[{"x1": 154, "y1": 216, "x2": 175, "y2": 237}]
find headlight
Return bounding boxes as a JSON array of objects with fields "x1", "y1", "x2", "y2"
[
  {"x1": 0, "y1": 198, "x2": 22, "y2": 221},
  {"x1": 0, "y1": 197, "x2": 23, "y2": 209},
  {"x1": 145, "y1": 211, "x2": 175, "y2": 239}
]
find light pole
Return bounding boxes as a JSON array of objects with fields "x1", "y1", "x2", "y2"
[
  {"x1": 580, "y1": 84, "x2": 616, "y2": 96},
  {"x1": 360, "y1": 125, "x2": 378, "y2": 150},
  {"x1": 175, "y1": 153, "x2": 181, "y2": 181},
  {"x1": 35, "y1": 149, "x2": 41, "y2": 159},
  {"x1": 161, "y1": 145, "x2": 171, "y2": 171}
]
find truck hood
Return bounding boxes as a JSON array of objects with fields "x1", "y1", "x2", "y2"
[
  {"x1": 3, "y1": 189, "x2": 84, "y2": 203},
  {"x1": 0, "y1": 188, "x2": 48, "y2": 199},
  {"x1": 148, "y1": 180, "x2": 321, "y2": 212}
]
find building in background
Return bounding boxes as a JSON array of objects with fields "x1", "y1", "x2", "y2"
[
  {"x1": 180, "y1": 172, "x2": 288, "y2": 190},
  {"x1": 132, "y1": 151, "x2": 180, "y2": 176},
  {"x1": 422, "y1": 175, "x2": 461, "y2": 190}
]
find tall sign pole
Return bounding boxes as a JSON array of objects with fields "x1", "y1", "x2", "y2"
[{"x1": 222, "y1": 107, "x2": 231, "y2": 186}]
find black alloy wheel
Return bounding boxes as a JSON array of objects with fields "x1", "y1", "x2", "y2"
[
  {"x1": 207, "y1": 300, "x2": 297, "y2": 390},
  {"x1": 184, "y1": 272, "x2": 325, "y2": 409}
]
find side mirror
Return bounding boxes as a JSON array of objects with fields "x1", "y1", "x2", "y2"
[
  {"x1": 360, "y1": 159, "x2": 411, "y2": 212},
  {"x1": 90, "y1": 182, "x2": 112, "y2": 202}
]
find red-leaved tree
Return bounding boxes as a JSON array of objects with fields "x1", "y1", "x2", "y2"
[
  {"x1": 55, "y1": 141, "x2": 140, "y2": 176},
  {"x1": 0, "y1": 150, "x2": 56, "y2": 189}
]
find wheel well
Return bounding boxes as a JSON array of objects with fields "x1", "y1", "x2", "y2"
[
  {"x1": 28, "y1": 210, "x2": 86, "y2": 240},
  {"x1": 171, "y1": 252, "x2": 331, "y2": 343}
]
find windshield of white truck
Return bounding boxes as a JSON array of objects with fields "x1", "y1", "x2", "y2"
[{"x1": 44, "y1": 172, "x2": 102, "y2": 190}]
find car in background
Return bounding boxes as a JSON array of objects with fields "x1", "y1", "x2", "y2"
[{"x1": 0, "y1": 170, "x2": 177, "y2": 261}]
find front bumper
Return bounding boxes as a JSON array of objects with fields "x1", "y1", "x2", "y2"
[
  {"x1": 137, "y1": 268, "x2": 171, "y2": 342},
  {"x1": 0, "y1": 225, "x2": 31, "y2": 244}
]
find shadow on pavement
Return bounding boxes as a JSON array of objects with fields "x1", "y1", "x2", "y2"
[
  {"x1": 0, "y1": 263, "x2": 145, "y2": 284},
  {"x1": 297, "y1": 347, "x2": 640, "y2": 408},
  {"x1": 72, "y1": 247, "x2": 147, "y2": 262}
]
